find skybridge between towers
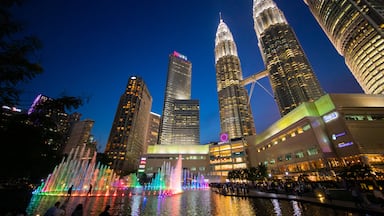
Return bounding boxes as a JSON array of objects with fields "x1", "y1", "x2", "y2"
[{"x1": 241, "y1": 70, "x2": 273, "y2": 103}]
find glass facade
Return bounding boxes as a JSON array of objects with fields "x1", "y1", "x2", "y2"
[
  {"x1": 253, "y1": 0, "x2": 325, "y2": 116},
  {"x1": 215, "y1": 18, "x2": 256, "y2": 139},
  {"x1": 158, "y1": 51, "x2": 200, "y2": 145},
  {"x1": 304, "y1": 0, "x2": 384, "y2": 94},
  {"x1": 209, "y1": 139, "x2": 248, "y2": 177}
]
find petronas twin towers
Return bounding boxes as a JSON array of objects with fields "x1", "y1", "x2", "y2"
[
  {"x1": 215, "y1": 17, "x2": 257, "y2": 140},
  {"x1": 215, "y1": 0, "x2": 324, "y2": 140}
]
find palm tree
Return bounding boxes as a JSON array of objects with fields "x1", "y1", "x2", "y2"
[
  {"x1": 257, "y1": 163, "x2": 268, "y2": 179},
  {"x1": 247, "y1": 167, "x2": 258, "y2": 186}
]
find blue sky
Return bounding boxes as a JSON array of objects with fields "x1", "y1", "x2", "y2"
[{"x1": 15, "y1": 0, "x2": 363, "y2": 152}]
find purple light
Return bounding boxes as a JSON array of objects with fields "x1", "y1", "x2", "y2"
[
  {"x1": 338, "y1": 141, "x2": 353, "y2": 148},
  {"x1": 323, "y1": 112, "x2": 338, "y2": 123},
  {"x1": 28, "y1": 94, "x2": 42, "y2": 115},
  {"x1": 332, "y1": 132, "x2": 346, "y2": 140},
  {"x1": 220, "y1": 133, "x2": 229, "y2": 142}
]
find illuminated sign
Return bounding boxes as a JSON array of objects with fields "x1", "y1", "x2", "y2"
[
  {"x1": 220, "y1": 132, "x2": 229, "y2": 143},
  {"x1": 332, "y1": 132, "x2": 346, "y2": 140},
  {"x1": 323, "y1": 112, "x2": 338, "y2": 123},
  {"x1": 338, "y1": 141, "x2": 353, "y2": 148},
  {"x1": 2, "y1": 106, "x2": 21, "y2": 112},
  {"x1": 173, "y1": 51, "x2": 188, "y2": 61}
]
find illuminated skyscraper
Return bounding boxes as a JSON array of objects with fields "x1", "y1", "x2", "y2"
[
  {"x1": 253, "y1": 0, "x2": 324, "y2": 116},
  {"x1": 158, "y1": 51, "x2": 200, "y2": 145},
  {"x1": 215, "y1": 18, "x2": 256, "y2": 139},
  {"x1": 27, "y1": 94, "x2": 71, "y2": 152},
  {"x1": 303, "y1": 0, "x2": 384, "y2": 94},
  {"x1": 145, "y1": 112, "x2": 161, "y2": 146},
  {"x1": 105, "y1": 76, "x2": 152, "y2": 174}
]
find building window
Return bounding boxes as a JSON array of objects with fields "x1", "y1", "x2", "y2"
[
  {"x1": 307, "y1": 147, "x2": 318, "y2": 156},
  {"x1": 302, "y1": 124, "x2": 311, "y2": 131},
  {"x1": 295, "y1": 152, "x2": 305, "y2": 158},
  {"x1": 345, "y1": 115, "x2": 365, "y2": 120},
  {"x1": 285, "y1": 153, "x2": 292, "y2": 161},
  {"x1": 233, "y1": 163, "x2": 247, "y2": 169},
  {"x1": 234, "y1": 157, "x2": 243, "y2": 163},
  {"x1": 367, "y1": 114, "x2": 384, "y2": 120}
]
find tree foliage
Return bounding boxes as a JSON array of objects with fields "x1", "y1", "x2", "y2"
[
  {"x1": 0, "y1": 96, "x2": 83, "y2": 183},
  {"x1": 0, "y1": 1, "x2": 85, "y2": 184},
  {"x1": 0, "y1": 0, "x2": 43, "y2": 106},
  {"x1": 338, "y1": 163, "x2": 374, "y2": 180},
  {"x1": 227, "y1": 164, "x2": 269, "y2": 183}
]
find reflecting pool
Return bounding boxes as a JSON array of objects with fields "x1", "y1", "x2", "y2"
[{"x1": 26, "y1": 189, "x2": 360, "y2": 216}]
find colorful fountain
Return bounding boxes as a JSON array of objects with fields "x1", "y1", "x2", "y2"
[
  {"x1": 125, "y1": 154, "x2": 208, "y2": 197},
  {"x1": 33, "y1": 145, "x2": 120, "y2": 196}
]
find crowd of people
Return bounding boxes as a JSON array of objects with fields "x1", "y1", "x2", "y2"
[
  {"x1": 210, "y1": 179, "x2": 384, "y2": 209},
  {"x1": 43, "y1": 201, "x2": 110, "y2": 216},
  {"x1": 42, "y1": 184, "x2": 110, "y2": 216}
]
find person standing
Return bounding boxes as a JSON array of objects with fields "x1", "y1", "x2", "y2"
[
  {"x1": 87, "y1": 184, "x2": 93, "y2": 196},
  {"x1": 99, "y1": 205, "x2": 111, "y2": 216},
  {"x1": 67, "y1": 185, "x2": 74, "y2": 197},
  {"x1": 43, "y1": 201, "x2": 60, "y2": 216}
]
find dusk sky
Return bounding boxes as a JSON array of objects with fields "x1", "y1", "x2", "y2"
[{"x1": 15, "y1": 0, "x2": 363, "y2": 152}]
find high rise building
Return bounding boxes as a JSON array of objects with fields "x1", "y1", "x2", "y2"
[
  {"x1": 105, "y1": 76, "x2": 152, "y2": 174},
  {"x1": 145, "y1": 112, "x2": 161, "y2": 146},
  {"x1": 252, "y1": 0, "x2": 325, "y2": 116},
  {"x1": 172, "y1": 99, "x2": 200, "y2": 144},
  {"x1": 214, "y1": 17, "x2": 256, "y2": 139},
  {"x1": 27, "y1": 94, "x2": 71, "y2": 152},
  {"x1": 63, "y1": 119, "x2": 95, "y2": 157},
  {"x1": 303, "y1": 0, "x2": 384, "y2": 94},
  {"x1": 158, "y1": 51, "x2": 200, "y2": 145}
]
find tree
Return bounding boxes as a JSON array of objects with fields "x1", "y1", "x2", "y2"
[
  {"x1": 240, "y1": 168, "x2": 249, "y2": 182},
  {"x1": 257, "y1": 163, "x2": 268, "y2": 179},
  {"x1": 338, "y1": 163, "x2": 374, "y2": 180},
  {"x1": 0, "y1": 96, "x2": 83, "y2": 184},
  {"x1": 0, "y1": 0, "x2": 43, "y2": 107},
  {"x1": 247, "y1": 167, "x2": 258, "y2": 185},
  {"x1": 138, "y1": 172, "x2": 149, "y2": 186},
  {"x1": 0, "y1": 1, "x2": 85, "y2": 184}
]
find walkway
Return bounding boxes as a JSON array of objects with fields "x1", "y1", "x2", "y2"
[{"x1": 220, "y1": 189, "x2": 384, "y2": 215}]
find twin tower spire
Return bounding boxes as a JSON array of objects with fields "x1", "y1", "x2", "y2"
[{"x1": 214, "y1": 0, "x2": 324, "y2": 140}]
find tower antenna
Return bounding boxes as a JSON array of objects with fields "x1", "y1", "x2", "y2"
[{"x1": 219, "y1": 12, "x2": 222, "y2": 21}]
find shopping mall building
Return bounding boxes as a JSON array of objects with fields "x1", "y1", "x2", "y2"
[{"x1": 245, "y1": 94, "x2": 384, "y2": 180}]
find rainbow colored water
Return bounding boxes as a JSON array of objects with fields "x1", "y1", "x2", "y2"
[
  {"x1": 124, "y1": 154, "x2": 209, "y2": 197},
  {"x1": 33, "y1": 150, "x2": 208, "y2": 198},
  {"x1": 33, "y1": 146, "x2": 120, "y2": 196}
]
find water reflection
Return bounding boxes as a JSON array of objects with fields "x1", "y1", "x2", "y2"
[
  {"x1": 26, "y1": 189, "x2": 359, "y2": 216},
  {"x1": 292, "y1": 201, "x2": 302, "y2": 216},
  {"x1": 271, "y1": 199, "x2": 282, "y2": 215}
]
